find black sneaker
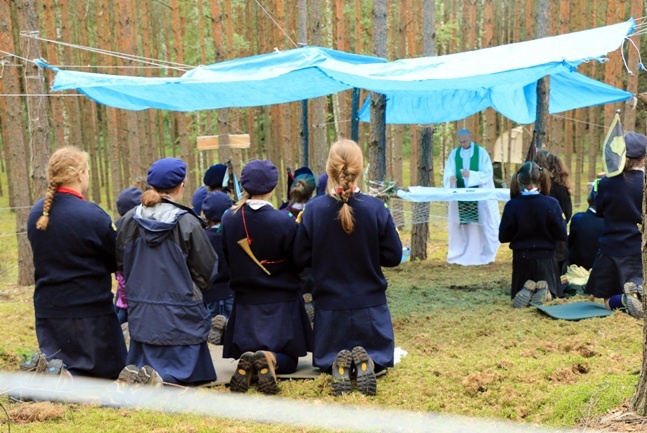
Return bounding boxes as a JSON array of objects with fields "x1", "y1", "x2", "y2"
[
  {"x1": 331, "y1": 349, "x2": 353, "y2": 396},
  {"x1": 229, "y1": 352, "x2": 255, "y2": 393},
  {"x1": 351, "y1": 346, "x2": 376, "y2": 396},
  {"x1": 624, "y1": 282, "x2": 644, "y2": 301}
]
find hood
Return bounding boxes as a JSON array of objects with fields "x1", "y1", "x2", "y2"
[{"x1": 133, "y1": 202, "x2": 186, "y2": 247}]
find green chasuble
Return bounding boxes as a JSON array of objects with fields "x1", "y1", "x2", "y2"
[{"x1": 455, "y1": 144, "x2": 481, "y2": 224}]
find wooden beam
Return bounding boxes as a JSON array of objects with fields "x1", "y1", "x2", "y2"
[{"x1": 197, "y1": 134, "x2": 251, "y2": 150}]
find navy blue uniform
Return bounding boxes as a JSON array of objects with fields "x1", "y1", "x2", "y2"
[
  {"x1": 204, "y1": 226, "x2": 234, "y2": 318},
  {"x1": 585, "y1": 171, "x2": 644, "y2": 299},
  {"x1": 499, "y1": 194, "x2": 567, "y2": 299},
  {"x1": 116, "y1": 199, "x2": 218, "y2": 385},
  {"x1": 567, "y1": 209, "x2": 604, "y2": 270},
  {"x1": 27, "y1": 192, "x2": 127, "y2": 379},
  {"x1": 293, "y1": 193, "x2": 402, "y2": 371},
  {"x1": 221, "y1": 203, "x2": 312, "y2": 372}
]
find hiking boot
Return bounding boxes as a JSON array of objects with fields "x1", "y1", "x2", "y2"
[
  {"x1": 513, "y1": 280, "x2": 536, "y2": 309},
  {"x1": 43, "y1": 359, "x2": 72, "y2": 378},
  {"x1": 138, "y1": 365, "x2": 163, "y2": 388},
  {"x1": 531, "y1": 280, "x2": 553, "y2": 305},
  {"x1": 253, "y1": 350, "x2": 279, "y2": 395},
  {"x1": 331, "y1": 349, "x2": 353, "y2": 396},
  {"x1": 303, "y1": 293, "x2": 315, "y2": 327},
  {"x1": 624, "y1": 281, "x2": 644, "y2": 301},
  {"x1": 623, "y1": 293, "x2": 645, "y2": 319},
  {"x1": 117, "y1": 364, "x2": 142, "y2": 385},
  {"x1": 208, "y1": 315, "x2": 227, "y2": 345},
  {"x1": 229, "y1": 352, "x2": 255, "y2": 393},
  {"x1": 351, "y1": 346, "x2": 376, "y2": 396},
  {"x1": 19, "y1": 351, "x2": 47, "y2": 373}
]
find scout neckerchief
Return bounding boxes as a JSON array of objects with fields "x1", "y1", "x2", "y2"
[{"x1": 454, "y1": 144, "x2": 480, "y2": 224}]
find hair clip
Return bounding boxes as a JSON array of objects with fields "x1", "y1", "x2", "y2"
[{"x1": 42, "y1": 211, "x2": 49, "y2": 216}]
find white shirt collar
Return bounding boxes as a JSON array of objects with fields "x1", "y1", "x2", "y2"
[{"x1": 247, "y1": 199, "x2": 274, "y2": 210}]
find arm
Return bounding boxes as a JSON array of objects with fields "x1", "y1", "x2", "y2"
[
  {"x1": 498, "y1": 202, "x2": 515, "y2": 243},
  {"x1": 443, "y1": 148, "x2": 457, "y2": 188},
  {"x1": 548, "y1": 201, "x2": 568, "y2": 242},
  {"x1": 180, "y1": 216, "x2": 218, "y2": 291},
  {"x1": 293, "y1": 206, "x2": 314, "y2": 268},
  {"x1": 378, "y1": 205, "x2": 403, "y2": 267}
]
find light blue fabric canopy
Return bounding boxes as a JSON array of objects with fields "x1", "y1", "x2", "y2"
[{"x1": 43, "y1": 19, "x2": 635, "y2": 124}]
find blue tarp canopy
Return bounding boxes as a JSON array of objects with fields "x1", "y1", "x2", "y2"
[{"x1": 44, "y1": 19, "x2": 635, "y2": 124}]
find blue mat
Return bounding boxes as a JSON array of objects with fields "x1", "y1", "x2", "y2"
[{"x1": 535, "y1": 301, "x2": 614, "y2": 321}]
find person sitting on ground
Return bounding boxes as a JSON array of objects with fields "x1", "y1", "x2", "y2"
[
  {"x1": 26, "y1": 146, "x2": 127, "y2": 379},
  {"x1": 499, "y1": 161, "x2": 567, "y2": 307},
  {"x1": 202, "y1": 191, "x2": 234, "y2": 345},
  {"x1": 116, "y1": 157, "x2": 218, "y2": 386},
  {"x1": 221, "y1": 159, "x2": 313, "y2": 395},
  {"x1": 293, "y1": 139, "x2": 403, "y2": 396},
  {"x1": 585, "y1": 132, "x2": 646, "y2": 319}
]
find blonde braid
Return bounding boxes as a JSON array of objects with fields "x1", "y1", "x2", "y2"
[
  {"x1": 326, "y1": 139, "x2": 363, "y2": 234},
  {"x1": 36, "y1": 182, "x2": 58, "y2": 231}
]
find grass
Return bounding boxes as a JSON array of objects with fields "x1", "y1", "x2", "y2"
[{"x1": 0, "y1": 179, "x2": 640, "y2": 432}]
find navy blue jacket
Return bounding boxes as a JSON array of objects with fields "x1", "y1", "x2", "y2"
[
  {"x1": 204, "y1": 226, "x2": 233, "y2": 303},
  {"x1": 596, "y1": 171, "x2": 643, "y2": 256},
  {"x1": 567, "y1": 209, "x2": 604, "y2": 269},
  {"x1": 221, "y1": 203, "x2": 302, "y2": 304},
  {"x1": 293, "y1": 193, "x2": 402, "y2": 310},
  {"x1": 499, "y1": 194, "x2": 567, "y2": 255},
  {"x1": 27, "y1": 193, "x2": 118, "y2": 319},
  {"x1": 116, "y1": 199, "x2": 217, "y2": 345}
]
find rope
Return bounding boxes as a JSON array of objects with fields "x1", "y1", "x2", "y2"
[
  {"x1": 252, "y1": 0, "x2": 299, "y2": 49},
  {"x1": 0, "y1": 94, "x2": 83, "y2": 97},
  {"x1": 19, "y1": 33, "x2": 193, "y2": 72}
]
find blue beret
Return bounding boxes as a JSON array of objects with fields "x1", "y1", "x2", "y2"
[
  {"x1": 625, "y1": 132, "x2": 647, "y2": 159},
  {"x1": 203, "y1": 164, "x2": 227, "y2": 189},
  {"x1": 191, "y1": 186, "x2": 208, "y2": 215},
  {"x1": 116, "y1": 187, "x2": 142, "y2": 216},
  {"x1": 202, "y1": 191, "x2": 233, "y2": 223},
  {"x1": 147, "y1": 158, "x2": 186, "y2": 190},
  {"x1": 294, "y1": 166, "x2": 314, "y2": 179},
  {"x1": 240, "y1": 160, "x2": 278, "y2": 196}
]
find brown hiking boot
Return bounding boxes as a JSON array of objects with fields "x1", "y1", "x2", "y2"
[
  {"x1": 208, "y1": 315, "x2": 227, "y2": 345},
  {"x1": 331, "y1": 349, "x2": 353, "y2": 396},
  {"x1": 531, "y1": 280, "x2": 552, "y2": 305},
  {"x1": 513, "y1": 280, "x2": 536, "y2": 309},
  {"x1": 19, "y1": 351, "x2": 47, "y2": 373},
  {"x1": 229, "y1": 352, "x2": 255, "y2": 393},
  {"x1": 351, "y1": 346, "x2": 376, "y2": 396},
  {"x1": 138, "y1": 365, "x2": 163, "y2": 388},
  {"x1": 253, "y1": 350, "x2": 279, "y2": 395}
]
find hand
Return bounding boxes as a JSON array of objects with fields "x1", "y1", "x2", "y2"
[
  {"x1": 460, "y1": 169, "x2": 470, "y2": 178},
  {"x1": 449, "y1": 176, "x2": 457, "y2": 187}
]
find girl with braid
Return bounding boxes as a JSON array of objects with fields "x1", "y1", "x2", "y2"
[
  {"x1": 27, "y1": 146, "x2": 127, "y2": 379},
  {"x1": 294, "y1": 139, "x2": 402, "y2": 396}
]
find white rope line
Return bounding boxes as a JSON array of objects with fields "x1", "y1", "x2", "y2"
[
  {"x1": 0, "y1": 94, "x2": 83, "y2": 97},
  {"x1": 253, "y1": 0, "x2": 299, "y2": 49},
  {"x1": 551, "y1": 114, "x2": 605, "y2": 128},
  {"x1": 0, "y1": 372, "x2": 600, "y2": 433},
  {"x1": 20, "y1": 33, "x2": 193, "y2": 72},
  {"x1": 0, "y1": 49, "x2": 37, "y2": 65}
]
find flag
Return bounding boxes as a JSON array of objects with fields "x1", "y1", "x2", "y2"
[{"x1": 602, "y1": 111, "x2": 626, "y2": 177}]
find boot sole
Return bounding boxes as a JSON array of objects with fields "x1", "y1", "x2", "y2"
[
  {"x1": 230, "y1": 352, "x2": 255, "y2": 393},
  {"x1": 253, "y1": 351, "x2": 279, "y2": 395},
  {"x1": 331, "y1": 350, "x2": 353, "y2": 396},
  {"x1": 352, "y1": 347, "x2": 376, "y2": 396}
]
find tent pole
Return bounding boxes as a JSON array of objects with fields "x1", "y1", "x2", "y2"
[{"x1": 351, "y1": 87, "x2": 360, "y2": 142}]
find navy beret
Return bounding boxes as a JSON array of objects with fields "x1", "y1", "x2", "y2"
[
  {"x1": 625, "y1": 132, "x2": 647, "y2": 159},
  {"x1": 191, "y1": 185, "x2": 208, "y2": 215},
  {"x1": 316, "y1": 172, "x2": 329, "y2": 196},
  {"x1": 240, "y1": 160, "x2": 278, "y2": 196},
  {"x1": 202, "y1": 191, "x2": 233, "y2": 223},
  {"x1": 147, "y1": 158, "x2": 186, "y2": 190},
  {"x1": 203, "y1": 164, "x2": 227, "y2": 189},
  {"x1": 116, "y1": 187, "x2": 142, "y2": 216},
  {"x1": 294, "y1": 166, "x2": 314, "y2": 179}
]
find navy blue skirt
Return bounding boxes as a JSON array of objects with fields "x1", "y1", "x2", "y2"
[
  {"x1": 222, "y1": 298, "x2": 313, "y2": 360},
  {"x1": 313, "y1": 304, "x2": 394, "y2": 372},
  {"x1": 511, "y1": 253, "x2": 562, "y2": 299},
  {"x1": 36, "y1": 314, "x2": 127, "y2": 380},
  {"x1": 585, "y1": 253, "x2": 642, "y2": 299},
  {"x1": 127, "y1": 340, "x2": 216, "y2": 385}
]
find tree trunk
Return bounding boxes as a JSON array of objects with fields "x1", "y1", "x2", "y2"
[
  {"x1": 633, "y1": 166, "x2": 647, "y2": 415},
  {"x1": 308, "y1": 0, "x2": 326, "y2": 176},
  {"x1": 624, "y1": 0, "x2": 642, "y2": 131},
  {"x1": 16, "y1": 0, "x2": 50, "y2": 198},
  {"x1": 534, "y1": 0, "x2": 550, "y2": 149},
  {"x1": 410, "y1": 0, "x2": 435, "y2": 261},
  {"x1": 1, "y1": 0, "x2": 35, "y2": 286},
  {"x1": 368, "y1": 0, "x2": 387, "y2": 183}
]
